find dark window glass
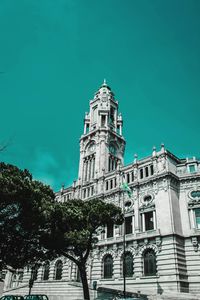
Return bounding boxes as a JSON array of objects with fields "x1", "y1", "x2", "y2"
[
  {"x1": 127, "y1": 173, "x2": 130, "y2": 183},
  {"x1": 31, "y1": 267, "x2": 38, "y2": 281},
  {"x1": 195, "y1": 208, "x2": 200, "y2": 229},
  {"x1": 131, "y1": 172, "x2": 134, "y2": 182},
  {"x1": 150, "y1": 165, "x2": 154, "y2": 175},
  {"x1": 140, "y1": 169, "x2": 143, "y2": 179},
  {"x1": 123, "y1": 252, "x2": 133, "y2": 277},
  {"x1": 103, "y1": 255, "x2": 113, "y2": 278},
  {"x1": 107, "y1": 223, "x2": 114, "y2": 238},
  {"x1": 101, "y1": 115, "x2": 106, "y2": 127},
  {"x1": 43, "y1": 262, "x2": 50, "y2": 281},
  {"x1": 144, "y1": 249, "x2": 156, "y2": 276},
  {"x1": 110, "y1": 179, "x2": 113, "y2": 189},
  {"x1": 145, "y1": 167, "x2": 149, "y2": 177},
  {"x1": 54, "y1": 260, "x2": 63, "y2": 280},
  {"x1": 145, "y1": 211, "x2": 154, "y2": 231},
  {"x1": 125, "y1": 216, "x2": 132, "y2": 234},
  {"x1": 106, "y1": 181, "x2": 108, "y2": 190}
]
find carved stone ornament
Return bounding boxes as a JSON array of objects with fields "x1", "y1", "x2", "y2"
[
  {"x1": 188, "y1": 188, "x2": 200, "y2": 205},
  {"x1": 138, "y1": 237, "x2": 162, "y2": 255},
  {"x1": 191, "y1": 237, "x2": 199, "y2": 252},
  {"x1": 140, "y1": 192, "x2": 154, "y2": 208}
]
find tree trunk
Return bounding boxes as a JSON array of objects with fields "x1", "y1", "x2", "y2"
[{"x1": 79, "y1": 263, "x2": 90, "y2": 300}]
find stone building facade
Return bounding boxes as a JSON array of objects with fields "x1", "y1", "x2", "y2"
[{"x1": 4, "y1": 81, "x2": 200, "y2": 295}]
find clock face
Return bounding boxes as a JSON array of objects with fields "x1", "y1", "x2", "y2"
[
  {"x1": 89, "y1": 143, "x2": 96, "y2": 153},
  {"x1": 109, "y1": 145, "x2": 116, "y2": 155}
]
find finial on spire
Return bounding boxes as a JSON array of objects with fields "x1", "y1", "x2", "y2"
[{"x1": 103, "y1": 78, "x2": 106, "y2": 84}]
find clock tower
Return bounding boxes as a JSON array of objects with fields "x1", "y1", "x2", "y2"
[{"x1": 78, "y1": 80, "x2": 126, "y2": 184}]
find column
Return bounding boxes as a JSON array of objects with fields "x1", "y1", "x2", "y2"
[
  {"x1": 48, "y1": 262, "x2": 55, "y2": 280},
  {"x1": 153, "y1": 210, "x2": 156, "y2": 230},
  {"x1": 190, "y1": 209, "x2": 195, "y2": 229},
  {"x1": 142, "y1": 213, "x2": 145, "y2": 232}
]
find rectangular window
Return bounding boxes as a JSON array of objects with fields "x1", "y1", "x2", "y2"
[
  {"x1": 110, "y1": 179, "x2": 113, "y2": 189},
  {"x1": 145, "y1": 167, "x2": 149, "y2": 177},
  {"x1": 189, "y1": 165, "x2": 196, "y2": 173},
  {"x1": 101, "y1": 115, "x2": 106, "y2": 127},
  {"x1": 145, "y1": 211, "x2": 154, "y2": 231},
  {"x1": 107, "y1": 223, "x2": 114, "y2": 238},
  {"x1": 93, "y1": 106, "x2": 97, "y2": 123},
  {"x1": 125, "y1": 216, "x2": 132, "y2": 234},
  {"x1": 91, "y1": 186, "x2": 94, "y2": 196},
  {"x1": 83, "y1": 189, "x2": 86, "y2": 198},
  {"x1": 131, "y1": 172, "x2": 134, "y2": 182},
  {"x1": 86, "y1": 124, "x2": 89, "y2": 134},
  {"x1": 127, "y1": 173, "x2": 130, "y2": 183},
  {"x1": 150, "y1": 165, "x2": 154, "y2": 176},
  {"x1": 87, "y1": 188, "x2": 90, "y2": 197},
  {"x1": 140, "y1": 169, "x2": 143, "y2": 179},
  {"x1": 195, "y1": 208, "x2": 200, "y2": 229},
  {"x1": 106, "y1": 181, "x2": 108, "y2": 190}
]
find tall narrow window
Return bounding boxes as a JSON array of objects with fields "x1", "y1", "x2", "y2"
[
  {"x1": 54, "y1": 260, "x2": 63, "y2": 280},
  {"x1": 195, "y1": 208, "x2": 200, "y2": 229},
  {"x1": 101, "y1": 115, "x2": 106, "y2": 127},
  {"x1": 145, "y1": 167, "x2": 149, "y2": 177},
  {"x1": 140, "y1": 169, "x2": 143, "y2": 179},
  {"x1": 150, "y1": 165, "x2": 154, "y2": 176},
  {"x1": 131, "y1": 172, "x2": 134, "y2": 182},
  {"x1": 122, "y1": 252, "x2": 133, "y2": 277},
  {"x1": 127, "y1": 173, "x2": 130, "y2": 183},
  {"x1": 125, "y1": 216, "x2": 132, "y2": 234},
  {"x1": 110, "y1": 107, "x2": 115, "y2": 124},
  {"x1": 144, "y1": 249, "x2": 156, "y2": 276},
  {"x1": 43, "y1": 262, "x2": 50, "y2": 281},
  {"x1": 144, "y1": 211, "x2": 154, "y2": 231},
  {"x1": 107, "y1": 222, "x2": 114, "y2": 238},
  {"x1": 103, "y1": 255, "x2": 113, "y2": 278},
  {"x1": 31, "y1": 266, "x2": 38, "y2": 281}
]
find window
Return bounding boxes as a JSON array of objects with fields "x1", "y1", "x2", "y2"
[
  {"x1": 144, "y1": 211, "x2": 154, "y2": 231},
  {"x1": 110, "y1": 107, "x2": 115, "y2": 124},
  {"x1": 125, "y1": 216, "x2": 132, "y2": 234},
  {"x1": 106, "y1": 181, "x2": 109, "y2": 190},
  {"x1": 107, "y1": 222, "x2": 114, "y2": 238},
  {"x1": 140, "y1": 169, "x2": 143, "y2": 179},
  {"x1": 54, "y1": 260, "x2": 63, "y2": 280},
  {"x1": 122, "y1": 252, "x2": 133, "y2": 277},
  {"x1": 144, "y1": 249, "x2": 156, "y2": 276},
  {"x1": 195, "y1": 208, "x2": 200, "y2": 229},
  {"x1": 110, "y1": 179, "x2": 113, "y2": 189},
  {"x1": 101, "y1": 115, "x2": 106, "y2": 127},
  {"x1": 150, "y1": 165, "x2": 154, "y2": 176},
  {"x1": 103, "y1": 255, "x2": 113, "y2": 278},
  {"x1": 93, "y1": 106, "x2": 97, "y2": 123},
  {"x1": 145, "y1": 167, "x2": 149, "y2": 177},
  {"x1": 127, "y1": 173, "x2": 130, "y2": 183},
  {"x1": 43, "y1": 262, "x2": 50, "y2": 281},
  {"x1": 189, "y1": 164, "x2": 196, "y2": 173},
  {"x1": 86, "y1": 124, "x2": 89, "y2": 134},
  {"x1": 31, "y1": 266, "x2": 38, "y2": 281},
  {"x1": 131, "y1": 172, "x2": 134, "y2": 182}
]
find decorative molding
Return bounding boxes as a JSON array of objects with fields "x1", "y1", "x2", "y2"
[{"x1": 191, "y1": 237, "x2": 199, "y2": 252}]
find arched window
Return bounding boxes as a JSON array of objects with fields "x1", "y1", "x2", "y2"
[
  {"x1": 43, "y1": 261, "x2": 50, "y2": 281},
  {"x1": 122, "y1": 252, "x2": 133, "y2": 277},
  {"x1": 103, "y1": 255, "x2": 113, "y2": 278},
  {"x1": 143, "y1": 249, "x2": 156, "y2": 276},
  {"x1": 31, "y1": 266, "x2": 38, "y2": 281},
  {"x1": 54, "y1": 260, "x2": 63, "y2": 280}
]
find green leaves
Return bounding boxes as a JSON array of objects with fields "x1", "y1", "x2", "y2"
[{"x1": 0, "y1": 162, "x2": 55, "y2": 270}]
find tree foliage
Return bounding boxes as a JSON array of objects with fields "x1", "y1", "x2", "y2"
[
  {"x1": 41, "y1": 198, "x2": 123, "y2": 300},
  {"x1": 0, "y1": 162, "x2": 55, "y2": 270}
]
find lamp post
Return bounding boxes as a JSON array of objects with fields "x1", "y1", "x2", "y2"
[{"x1": 122, "y1": 188, "x2": 126, "y2": 299}]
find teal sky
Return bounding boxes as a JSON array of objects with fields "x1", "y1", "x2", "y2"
[{"x1": 0, "y1": 0, "x2": 200, "y2": 191}]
